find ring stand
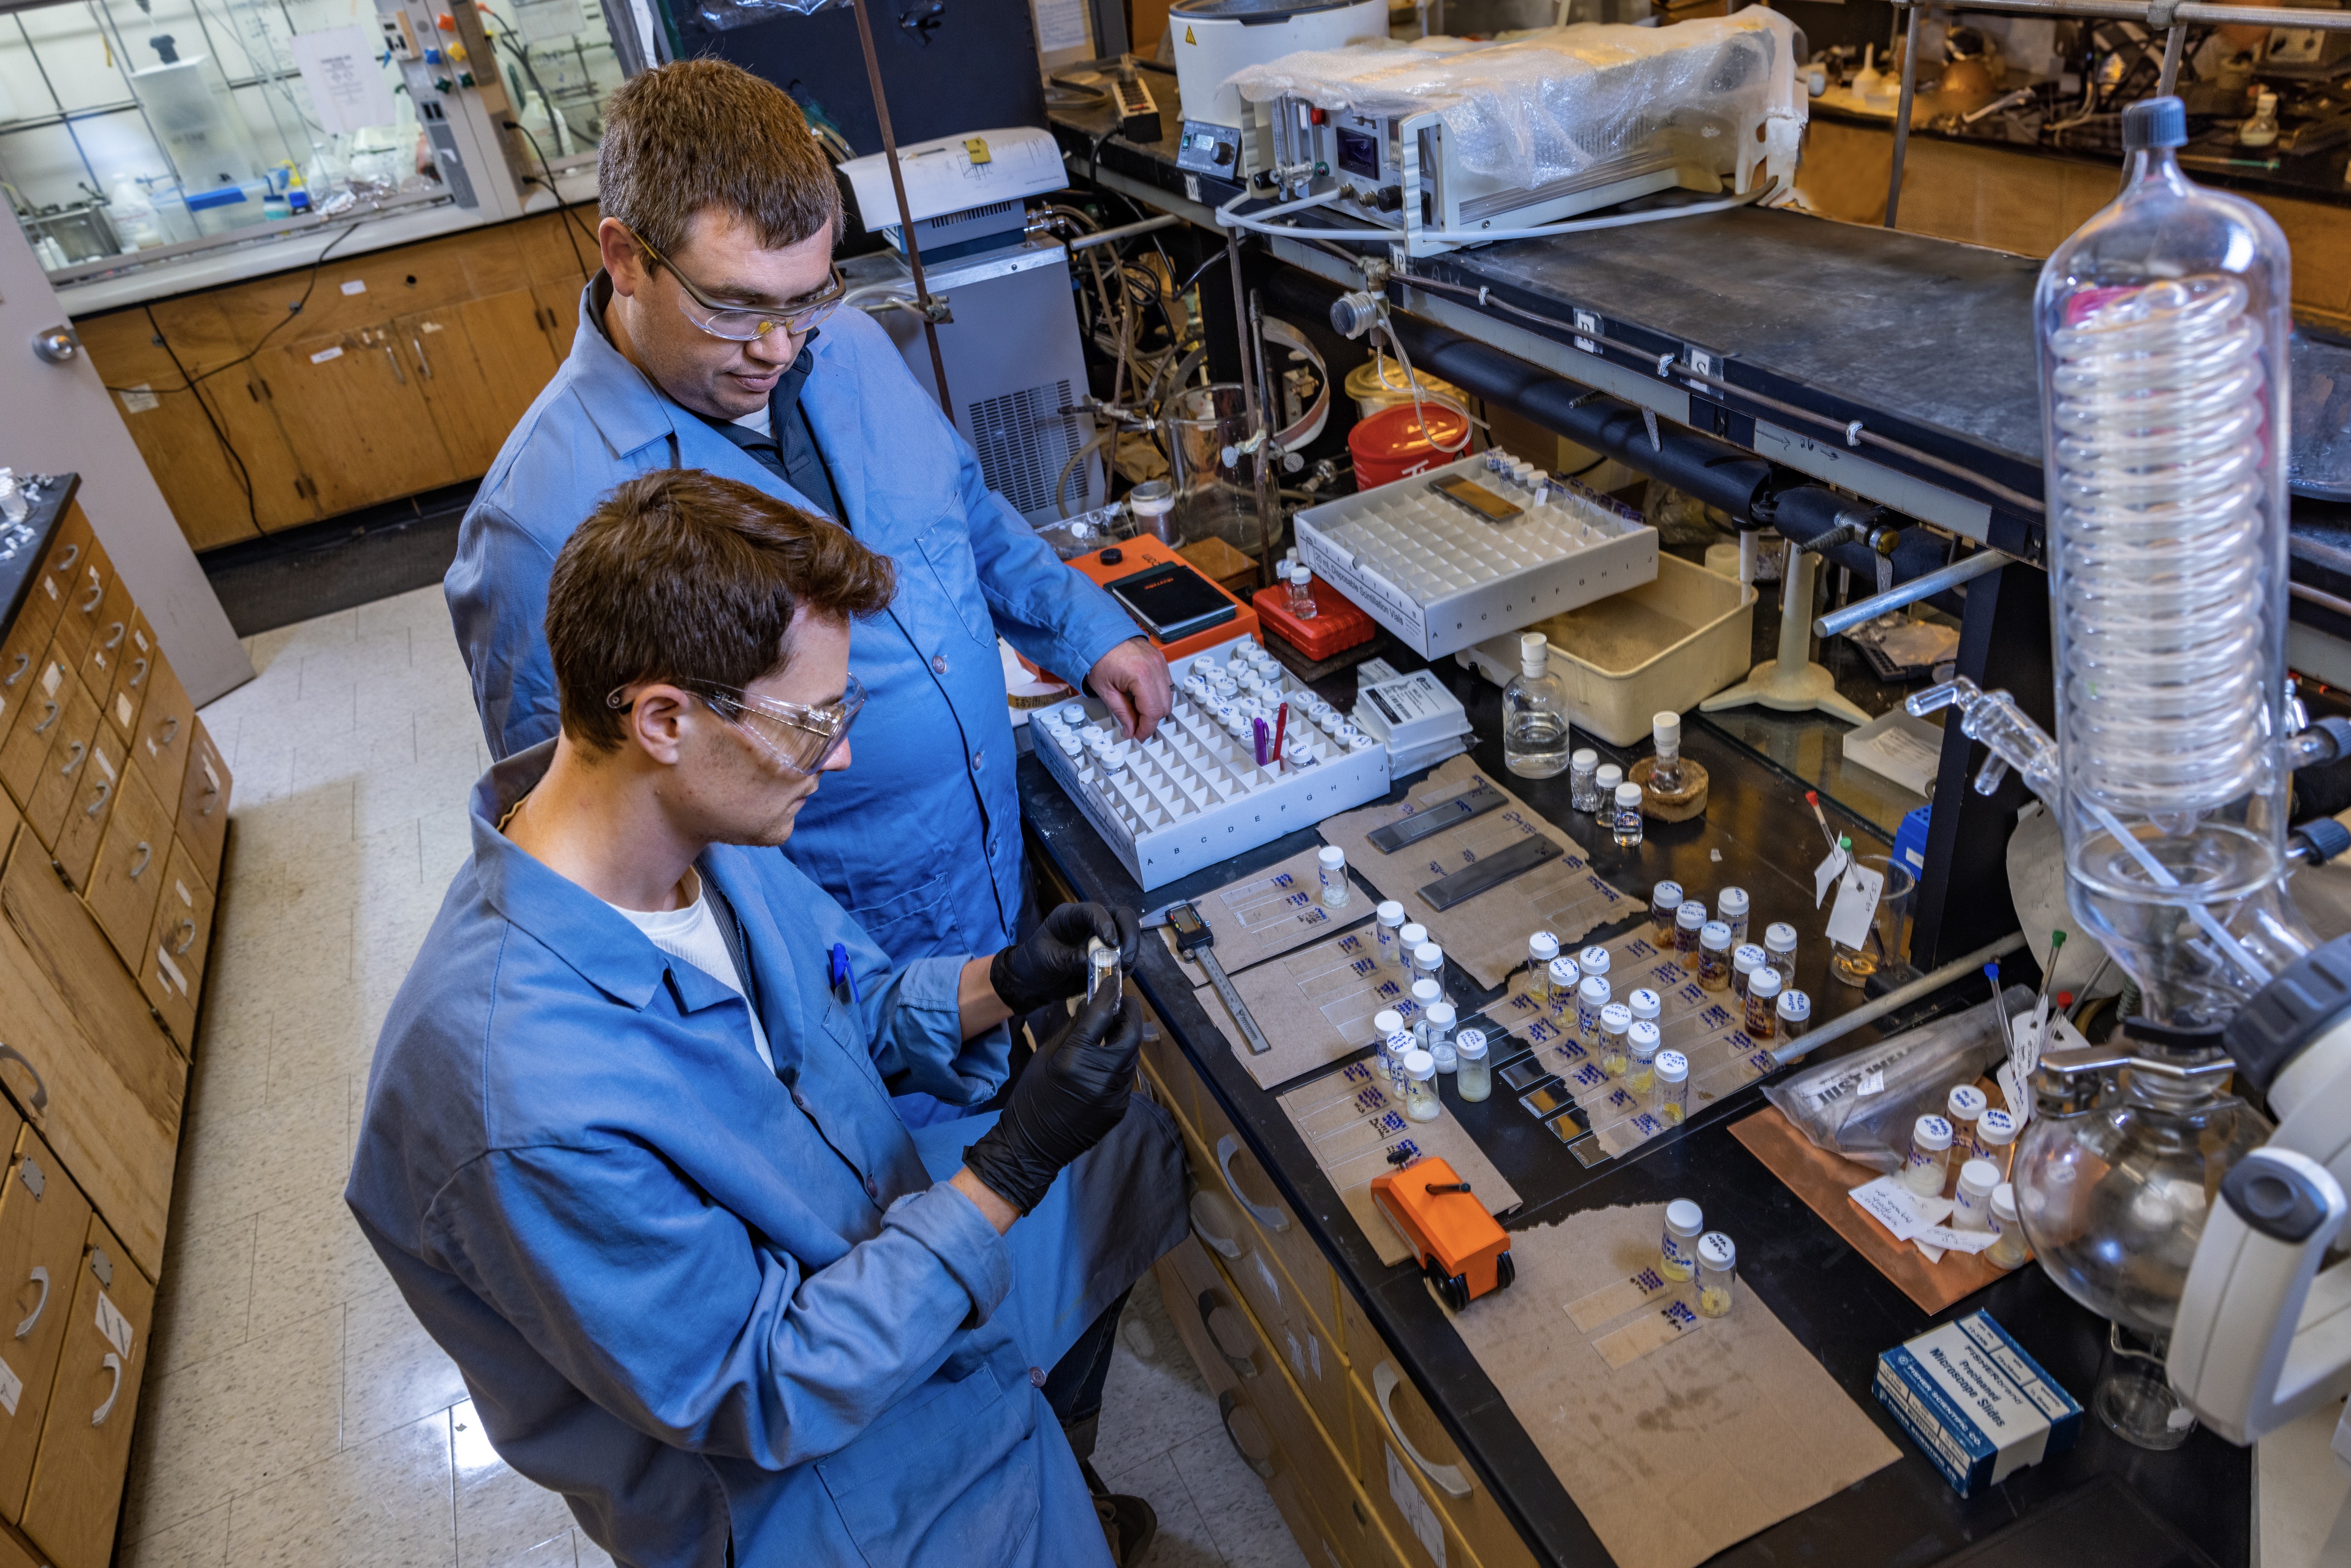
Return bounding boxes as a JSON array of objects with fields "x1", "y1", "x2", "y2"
[{"x1": 1699, "y1": 548, "x2": 1870, "y2": 725}]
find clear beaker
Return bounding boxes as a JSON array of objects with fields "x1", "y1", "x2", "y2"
[
  {"x1": 1162, "y1": 384, "x2": 1273, "y2": 558},
  {"x1": 1829, "y1": 853, "x2": 1916, "y2": 988}
]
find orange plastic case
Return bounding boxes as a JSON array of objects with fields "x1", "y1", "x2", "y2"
[{"x1": 1370, "y1": 1155, "x2": 1514, "y2": 1311}]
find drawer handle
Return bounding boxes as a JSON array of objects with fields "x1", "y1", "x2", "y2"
[
  {"x1": 155, "y1": 715, "x2": 179, "y2": 748},
  {"x1": 1373, "y1": 1361, "x2": 1471, "y2": 1499},
  {"x1": 77, "y1": 582, "x2": 102, "y2": 614},
  {"x1": 15, "y1": 1266, "x2": 46, "y2": 1339},
  {"x1": 102, "y1": 620, "x2": 126, "y2": 651},
  {"x1": 383, "y1": 344, "x2": 406, "y2": 385},
  {"x1": 1215, "y1": 1134, "x2": 1289, "y2": 1234},
  {"x1": 58, "y1": 741, "x2": 85, "y2": 777},
  {"x1": 0, "y1": 1047, "x2": 46, "y2": 1115},
  {"x1": 1196, "y1": 1289, "x2": 1258, "y2": 1379},
  {"x1": 1217, "y1": 1390, "x2": 1276, "y2": 1480},
  {"x1": 92, "y1": 1352, "x2": 123, "y2": 1426},
  {"x1": 2, "y1": 653, "x2": 27, "y2": 687},
  {"x1": 173, "y1": 916, "x2": 197, "y2": 956},
  {"x1": 413, "y1": 336, "x2": 433, "y2": 379},
  {"x1": 83, "y1": 778, "x2": 111, "y2": 816},
  {"x1": 31, "y1": 701, "x2": 58, "y2": 735},
  {"x1": 127, "y1": 656, "x2": 148, "y2": 690},
  {"x1": 200, "y1": 782, "x2": 219, "y2": 816},
  {"x1": 50, "y1": 543, "x2": 77, "y2": 573},
  {"x1": 129, "y1": 841, "x2": 153, "y2": 879}
]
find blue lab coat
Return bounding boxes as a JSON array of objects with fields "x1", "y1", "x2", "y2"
[
  {"x1": 345, "y1": 744, "x2": 1187, "y2": 1568},
  {"x1": 445, "y1": 281, "x2": 1140, "y2": 962}
]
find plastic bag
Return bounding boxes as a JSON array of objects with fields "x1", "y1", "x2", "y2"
[
  {"x1": 1763, "y1": 987, "x2": 2026, "y2": 1175},
  {"x1": 695, "y1": 0, "x2": 844, "y2": 30}
]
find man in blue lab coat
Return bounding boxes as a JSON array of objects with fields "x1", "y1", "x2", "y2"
[
  {"x1": 352, "y1": 471, "x2": 1185, "y2": 1568},
  {"x1": 445, "y1": 59, "x2": 1169, "y2": 1003}
]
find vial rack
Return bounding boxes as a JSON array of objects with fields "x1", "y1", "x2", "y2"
[
  {"x1": 1294, "y1": 454, "x2": 1658, "y2": 660},
  {"x1": 1034, "y1": 644, "x2": 1392, "y2": 890}
]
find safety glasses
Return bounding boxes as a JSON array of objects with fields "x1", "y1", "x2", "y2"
[
  {"x1": 619, "y1": 223, "x2": 845, "y2": 344},
  {"x1": 606, "y1": 674, "x2": 866, "y2": 777}
]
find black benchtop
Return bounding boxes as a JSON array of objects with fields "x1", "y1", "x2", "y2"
[
  {"x1": 1019, "y1": 643, "x2": 2252, "y2": 1567},
  {"x1": 0, "y1": 473, "x2": 77, "y2": 635}
]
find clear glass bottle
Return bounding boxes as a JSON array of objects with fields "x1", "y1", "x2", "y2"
[
  {"x1": 1653, "y1": 1049, "x2": 1689, "y2": 1125},
  {"x1": 1731, "y1": 943, "x2": 1765, "y2": 1003},
  {"x1": 1697, "y1": 922, "x2": 1733, "y2": 991},
  {"x1": 1903, "y1": 1114, "x2": 1954, "y2": 1197},
  {"x1": 1977, "y1": 1106, "x2": 2018, "y2": 1180},
  {"x1": 1318, "y1": 845, "x2": 1351, "y2": 910},
  {"x1": 1776, "y1": 987, "x2": 1810, "y2": 1041},
  {"x1": 1595, "y1": 763, "x2": 1624, "y2": 810},
  {"x1": 2240, "y1": 88, "x2": 2279, "y2": 148},
  {"x1": 1425, "y1": 1002, "x2": 1459, "y2": 1072},
  {"x1": 1383, "y1": 1028, "x2": 1416, "y2": 1095},
  {"x1": 1598, "y1": 1003, "x2": 1632, "y2": 1076},
  {"x1": 1718, "y1": 887, "x2": 1751, "y2": 947},
  {"x1": 1409, "y1": 978, "x2": 1444, "y2": 1044},
  {"x1": 1580, "y1": 946, "x2": 1612, "y2": 982},
  {"x1": 1526, "y1": 932, "x2": 1561, "y2": 1003},
  {"x1": 1765, "y1": 922, "x2": 1799, "y2": 989},
  {"x1": 1576, "y1": 974, "x2": 1612, "y2": 1046},
  {"x1": 1988, "y1": 1184, "x2": 2029, "y2": 1269},
  {"x1": 1674, "y1": 900, "x2": 1707, "y2": 967},
  {"x1": 1626, "y1": 987, "x2": 1661, "y2": 1037},
  {"x1": 1696, "y1": 1231, "x2": 1737, "y2": 1318},
  {"x1": 1376, "y1": 901, "x2": 1408, "y2": 971},
  {"x1": 1400, "y1": 922, "x2": 1428, "y2": 960},
  {"x1": 1503, "y1": 632, "x2": 1572, "y2": 778},
  {"x1": 1455, "y1": 1028, "x2": 1491, "y2": 1102},
  {"x1": 1087, "y1": 941, "x2": 1119, "y2": 1001},
  {"x1": 1569, "y1": 749, "x2": 1602, "y2": 813},
  {"x1": 1745, "y1": 968, "x2": 1781, "y2": 1039},
  {"x1": 1547, "y1": 956, "x2": 1580, "y2": 1016},
  {"x1": 1649, "y1": 880, "x2": 1685, "y2": 944},
  {"x1": 1412, "y1": 941, "x2": 1446, "y2": 1005},
  {"x1": 1612, "y1": 782, "x2": 1645, "y2": 847},
  {"x1": 1289, "y1": 564, "x2": 1319, "y2": 619},
  {"x1": 1649, "y1": 710, "x2": 1685, "y2": 793},
  {"x1": 1402, "y1": 1049, "x2": 1441, "y2": 1121},
  {"x1": 1661, "y1": 1199, "x2": 1704, "y2": 1281},
  {"x1": 1625, "y1": 1019, "x2": 1661, "y2": 1093}
]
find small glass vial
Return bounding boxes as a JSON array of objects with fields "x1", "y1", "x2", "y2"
[
  {"x1": 1903, "y1": 1114, "x2": 1954, "y2": 1197},
  {"x1": 1424, "y1": 1002, "x2": 1460, "y2": 1072},
  {"x1": 1087, "y1": 940, "x2": 1119, "y2": 1002},
  {"x1": 1526, "y1": 932, "x2": 1561, "y2": 1003},
  {"x1": 1697, "y1": 922, "x2": 1733, "y2": 991},
  {"x1": 1409, "y1": 978, "x2": 1443, "y2": 1042},
  {"x1": 1580, "y1": 946, "x2": 1611, "y2": 982},
  {"x1": 1402, "y1": 1050, "x2": 1441, "y2": 1121},
  {"x1": 1382, "y1": 1029, "x2": 1416, "y2": 1094},
  {"x1": 1661, "y1": 1199, "x2": 1704, "y2": 1281},
  {"x1": 1412, "y1": 941, "x2": 1446, "y2": 1003},
  {"x1": 1576, "y1": 974, "x2": 1612, "y2": 1046},
  {"x1": 1595, "y1": 763, "x2": 1625, "y2": 809},
  {"x1": 1503, "y1": 631, "x2": 1572, "y2": 779},
  {"x1": 1988, "y1": 1184, "x2": 2029, "y2": 1270},
  {"x1": 1952, "y1": 1159, "x2": 2001, "y2": 1232},
  {"x1": 1318, "y1": 845, "x2": 1351, "y2": 910},
  {"x1": 1376, "y1": 901, "x2": 1408, "y2": 971},
  {"x1": 1289, "y1": 564, "x2": 1318, "y2": 619},
  {"x1": 1718, "y1": 887, "x2": 1751, "y2": 947},
  {"x1": 1649, "y1": 710, "x2": 1686, "y2": 794},
  {"x1": 1625, "y1": 1020, "x2": 1661, "y2": 1093},
  {"x1": 1776, "y1": 987, "x2": 1810, "y2": 1042},
  {"x1": 1455, "y1": 1028, "x2": 1491, "y2": 1102},
  {"x1": 1612, "y1": 782, "x2": 1645, "y2": 847},
  {"x1": 1674, "y1": 900, "x2": 1707, "y2": 967},
  {"x1": 1765, "y1": 922, "x2": 1799, "y2": 989},
  {"x1": 1696, "y1": 1231, "x2": 1737, "y2": 1319},
  {"x1": 1731, "y1": 943, "x2": 1766, "y2": 1003},
  {"x1": 1569, "y1": 749, "x2": 1602, "y2": 813},
  {"x1": 1649, "y1": 880, "x2": 1685, "y2": 944},
  {"x1": 1598, "y1": 1003, "x2": 1632, "y2": 1076},
  {"x1": 1627, "y1": 987, "x2": 1661, "y2": 1034},
  {"x1": 1399, "y1": 922, "x2": 1429, "y2": 959},
  {"x1": 1745, "y1": 968, "x2": 1781, "y2": 1039},
  {"x1": 1373, "y1": 1009, "x2": 1406, "y2": 1076},
  {"x1": 1977, "y1": 1107, "x2": 2018, "y2": 1180},
  {"x1": 1947, "y1": 1085, "x2": 1990, "y2": 1163},
  {"x1": 1546, "y1": 956, "x2": 1580, "y2": 1015},
  {"x1": 1653, "y1": 1049, "x2": 1689, "y2": 1125}
]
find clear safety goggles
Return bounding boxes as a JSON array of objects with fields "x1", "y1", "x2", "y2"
[
  {"x1": 621, "y1": 224, "x2": 846, "y2": 344},
  {"x1": 607, "y1": 673, "x2": 866, "y2": 777}
]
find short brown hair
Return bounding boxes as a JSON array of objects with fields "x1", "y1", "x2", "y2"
[
  {"x1": 597, "y1": 58, "x2": 843, "y2": 261},
  {"x1": 546, "y1": 470, "x2": 894, "y2": 752}
]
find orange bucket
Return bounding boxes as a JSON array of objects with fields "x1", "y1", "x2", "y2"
[{"x1": 1349, "y1": 402, "x2": 1470, "y2": 489}]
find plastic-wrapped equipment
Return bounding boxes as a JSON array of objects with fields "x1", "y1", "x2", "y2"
[
  {"x1": 1227, "y1": 12, "x2": 1804, "y2": 197},
  {"x1": 1762, "y1": 989, "x2": 2025, "y2": 1176}
]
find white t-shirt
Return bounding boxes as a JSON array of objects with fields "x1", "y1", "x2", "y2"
[
  {"x1": 606, "y1": 872, "x2": 775, "y2": 1072},
  {"x1": 731, "y1": 402, "x2": 774, "y2": 438}
]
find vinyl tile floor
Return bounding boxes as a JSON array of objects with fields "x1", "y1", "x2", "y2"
[{"x1": 113, "y1": 583, "x2": 1306, "y2": 1568}]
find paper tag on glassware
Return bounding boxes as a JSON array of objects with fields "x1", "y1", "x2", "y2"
[
  {"x1": 1813, "y1": 846, "x2": 1850, "y2": 908},
  {"x1": 1824, "y1": 862, "x2": 1885, "y2": 948}
]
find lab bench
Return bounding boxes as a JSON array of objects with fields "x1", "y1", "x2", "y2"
[{"x1": 1019, "y1": 644, "x2": 2252, "y2": 1568}]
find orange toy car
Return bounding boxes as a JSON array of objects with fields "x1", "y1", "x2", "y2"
[{"x1": 1370, "y1": 1156, "x2": 1514, "y2": 1311}]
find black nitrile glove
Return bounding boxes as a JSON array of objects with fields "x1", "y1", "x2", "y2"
[
  {"x1": 963, "y1": 984, "x2": 1142, "y2": 1214},
  {"x1": 987, "y1": 901, "x2": 1141, "y2": 1017}
]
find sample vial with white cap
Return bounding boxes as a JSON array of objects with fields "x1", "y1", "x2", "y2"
[
  {"x1": 1087, "y1": 939, "x2": 1119, "y2": 1002},
  {"x1": 1580, "y1": 945, "x2": 1612, "y2": 980},
  {"x1": 1409, "y1": 978, "x2": 1443, "y2": 1044},
  {"x1": 1674, "y1": 899, "x2": 1708, "y2": 966},
  {"x1": 1649, "y1": 880, "x2": 1685, "y2": 944},
  {"x1": 1598, "y1": 1002, "x2": 1632, "y2": 1076},
  {"x1": 1776, "y1": 987, "x2": 1811, "y2": 1041},
  {"x1": 1952, "y1": 1159, "x2": 2001, "y2": 1232},
  {"x1": 1374, "y1": 1009, "x2": 1407, "y2": 1080},
  {"x1": 1402, "y1": 1050, "x2": 1441, "y2": 1121},
  {"x1": 1595, "y1": 763, "x2": 1625, "y2": 806},
  {"x1": 1612, "y1": 782, "x2": 1645, "y2": 846},
  {"x1": 1661, "y1": 1199, "x2": 1705, "y2": 1281},
  {"x1": 1988, "y1": 1185, "x2": 2029, "y2": 1269},
  {"x1": 1625, "y1": 1019, "x2": 1662, "y2": 1093},
  {"x1": 1289, "y1": 564, "x2": 1318, "y2": 619},
  {"x1": 1977, "y1": 1107, "x2": 2019, "y2": 1179},
  {"x1": 1400, "y1": 921, "x2": 1428, "y2": 956},
  {"x1": 1375, "y1": 901, "x2": 1408, "y2": 971},
  {"x1": 1745, "y1": 968, "x2": 1782, "y2": 1039},
  {"x1": 1383, "y1": 1030, "x2": 1416, "y2": 1095},
  {"x1": 1576, "y1": 973, "x2": 1612, "y2": 1046},
  {"x1": 1569, "y1": 748, "x2": 1602, "y2": 813},
  {"x1": 1627, "y1": 987, "x2": 1661, "y2": 1031},
  {"x1": 1731, "y1": 943, "x2": 1765, "y2": 1003},
  {"x1": 1504, "y1": 631, "x2": 1571, "y2": 778},
  {"x1": 1317, "y1": 845, "x2": 1351, "y2": 909},
  {"x1": 1696, "y1": 1232, "x2": 1737, "y2": 1317},
  {"x1": 1412, "y1": 941, "x2": 1446, "y2": 1005},
  {"x1": 1650, "y1": 710, "x2": 1686, "y2": 793},
  {"x1": 1526, "y1": 931, "x2": 1561, "y2": 1004},
  {"x1": 1697, "y1": 921, "x2": 1733, "y2": 991},
  {"x1": 1547, "y1": 956, "x2": 1580, "y2": 1015},
  {"x1": 1718, "y1": 886, "x2": 1751, "y2": 946},
  {"x1": 1455, "y1": 1028, "x2": 1491, "y2": 1101},
  {"x1": 1653, "y1": 1049, "x2": 1689, "y2": 1125},
  {"x1": 1765, "y1": 923, "x2": 1800, "y2": 988},
  {"x1": 1424, "y1": 1002, "x2": 1460, "y2": 1071},
  {"x1": 1904, "y1": 1114, "x2": 1955, "y2": 1197},
  {"x1": 1947, "y1": 1085, "x2": 1990, "y2": 1162}
]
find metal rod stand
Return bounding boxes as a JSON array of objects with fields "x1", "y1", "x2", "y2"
[
  {"x1": 1884, "y1": 1, "x2": 1923, "y2": 229},
  {"x1": 849, "y1": 0, "x2": 953, "y2": 417}
]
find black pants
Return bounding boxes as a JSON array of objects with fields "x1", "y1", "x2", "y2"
[{"x1": 1044, "y1": 1286, "x2": 1132, "y2": 1466}]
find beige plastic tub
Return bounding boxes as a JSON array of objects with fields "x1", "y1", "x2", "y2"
[{"x1": 1456, "y1": 552, "x2": 1757, "y2": 747}]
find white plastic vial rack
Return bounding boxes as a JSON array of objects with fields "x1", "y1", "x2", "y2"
[
  {"x1": 1034, "y1": 643, "x2": 1392, "y2": 889},
  {"x1": 1295, "y1": 454, "x2": 1658, "y2": 660}
]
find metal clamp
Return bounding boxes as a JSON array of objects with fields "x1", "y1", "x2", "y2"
[
  {"x1": 1215, "y1": 1135, "x2": 1289, "y2": 1232},
  {"x1": 1373, "y1": 1361, "x2": 1470, "y2": 1498}
]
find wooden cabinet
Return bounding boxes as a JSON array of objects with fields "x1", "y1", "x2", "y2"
[
  {"x1": 139, "y1": 840, "x2": 217, "y2": 1053},
  {"x1": 48, "y1": 545, "x2": 107, "y2": 666},
  {"x1": 127, "y1": 652, "x2": 194, "y2": 823},
  {"x1": 102, "y1": 612, "x2": 154, "y2": 745},
  {"x1": 83, "y1": 772, "x2": 175, "y2": 973},
  {"x1": 78, "y1": 209, "x2": 603, "y2": 552},
  {"x1": 22, "y1": 674, "x2": 100, "y2": 853},
  {"x1": 0, "y1": 1132, "x2": 91, "y2": 1522},
  {"x1": 0, "y1": 649, "x2": 71, "y2": 814},
  {"x1": 18, "y1": 1217, "x2": 154, "y2": 1568},
  {"x1": 52, "y1": 723, "x2": 126, "y2": 892},
  {"x1": 175, "y1": 718, "x2": 230, "y2": 892}
]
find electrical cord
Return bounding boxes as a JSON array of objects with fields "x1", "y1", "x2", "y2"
[
  {"x1": 145, "y1": 303, "x2": 258, "y2": 534},
  {"x1": 102, "y1": 214, "x2": 374, "y2": 400},
  {"x1": 505, "y1": 119, "x2": 596, "y2": 279}
]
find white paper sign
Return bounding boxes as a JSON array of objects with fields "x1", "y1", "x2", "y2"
[
  {"x1": 291, "y1": 26, "x2": 396, "y2": 136},
  {"x1": 1813, "y1": 845, "x2": 1850, "y2": 907},
  {"x1": 1824, "y1": 861, "x2": 1885, "y2": 949},
  {"x1": 1386, "y1": 1444, "x2": 1447, "y2": 1568},
  {"x1": 1914, "y1": 1224, "x2": 2000, "y2": 1256},
  {"x1": 0, "y1": 1355, "x2": 20, "y2": 1417},
  {"x1": 1849, "y1": 1176, "x2": 1952, "y2": 1243}
]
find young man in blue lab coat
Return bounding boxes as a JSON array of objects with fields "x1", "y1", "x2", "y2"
[
  {"x1": 352, "y1": 471, "x2": 1186, "y2": 1568},
  {"x1": 445, "y1": 59, "x2": 1171, "y2": 999}
]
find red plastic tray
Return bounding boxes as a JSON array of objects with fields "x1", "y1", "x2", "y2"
[{"x1": 1251, "y1": 578, "x2": 1376, "y2": 662}]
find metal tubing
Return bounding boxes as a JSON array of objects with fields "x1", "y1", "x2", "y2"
[
  {"x1": 2157, "y1": 23, "x2": 2187, "y2": 94},
  {"x1": 1885, "y1": 2, "x2": 1923, "y2": 230},
  {"x1": 1813, "y1": 549, "x2": 2011, "y2": 638},
  {"x1": 1770, "y1": 932, "x2": 2029, "y2": 1065},
  {"x1": 850, "y1": 0, "x2": 953, "y2": 416},
  {"x1": 1891, "y1": 0, "x2": 2351, "y2": 27},
  {"x1": 1067, "y1": 214, "x2": 1183, "y2": 251}
]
